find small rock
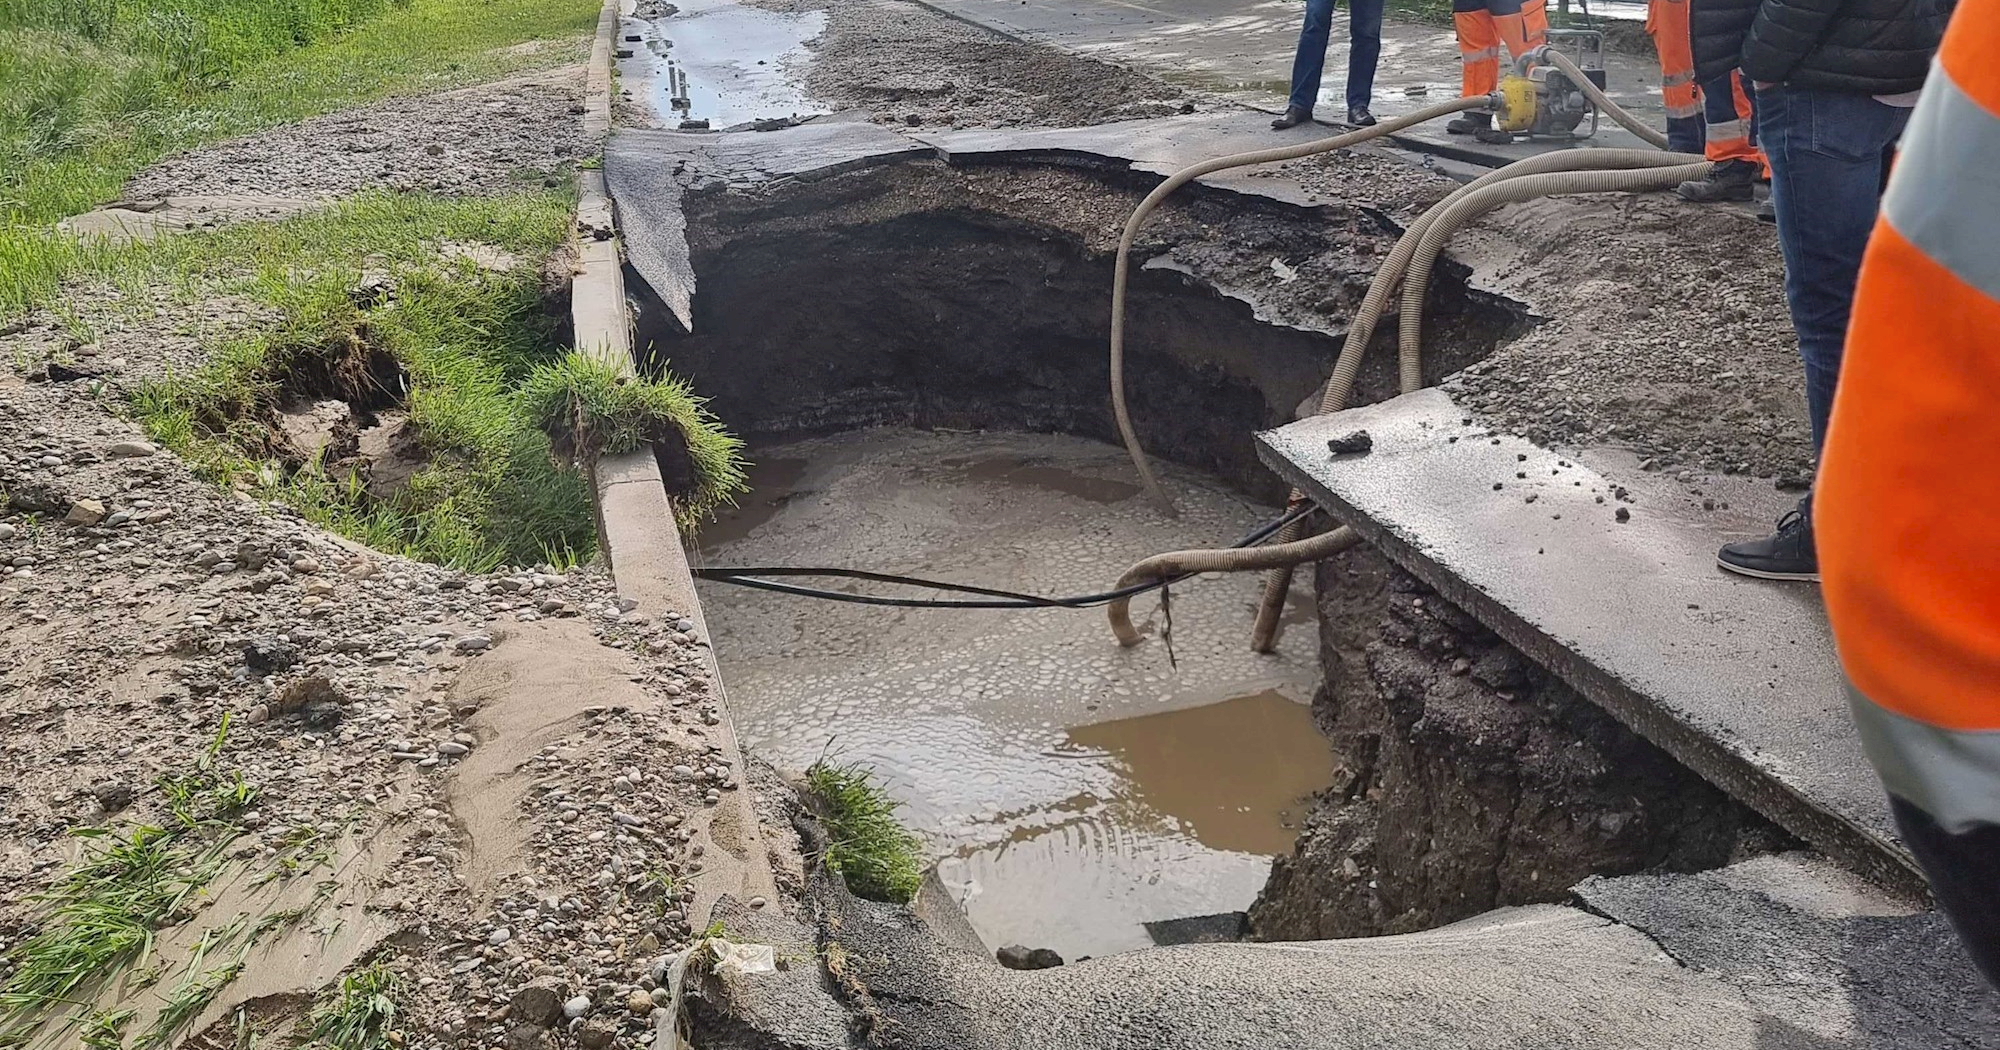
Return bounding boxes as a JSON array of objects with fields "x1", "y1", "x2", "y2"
[
  {"x1": 625, "y1": 991, "x2": 655, "y2": 1017},
  {"x1": 455, "y1": 634, "x2": 493, "y2": 652},
  {"x1": 575, "y1": 1022, "x2": 615, "y2": 1050},
  {"x1": 92, "y1": 782, "x2": 135, "y2": 813},
  {"x1": 64, "y1": 499, "x2": 107, "y2": 526},
  {"x1": 1326, "y1": 430, "x2": 1373, "y2": 456},
  {"x1": 107, "y1": 440, "x2": 157, "y2": 458},
  {"x1": 243, "y1": 637, "x2": 297, "y2": 674},
  {"x1": 1615, "y1": 507, "x2": 1632, "y2": 523},
  {"x1": 996, "y1": 945, "x2": 1064, "y2": 970},
  {"x1": 0, "y1": 524, "x2": 14, "y2": 541},
  {"x1": 561, "y1": 995, "x2": 591, "y2": 1021},
  {"x1": 437, "y1": 741, "x2": 471, "y2": 757},
  {"x1": 509, "y1": 981, "x2": 568, "y2": 1027}
]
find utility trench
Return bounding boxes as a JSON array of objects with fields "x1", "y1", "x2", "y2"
[{"x1": 634, "y1": 155, "x2": 1781, "y2": 967}]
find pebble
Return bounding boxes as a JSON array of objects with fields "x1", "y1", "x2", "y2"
[
  {"x1": 456, "y1": 634, "x2": 493, "y2": 652},
  {"x1": 0, "y1": 524, "x2": 13, "y2": 541},
  {"x1": 562, "y1": 995, "x2": 592, "y2": 1020},
  {"x1": 107, "y1": 440, "x2": 157, "y2": 458},
  {"x1": 625, "y1": 991, "x2": 655, "y2": 1017},
  {"x1": 438, "y1": 741, "x2": 471, "y2": 757},
  {"x1": 64, "y1": 500, "x2": 106, "y2": 526}
]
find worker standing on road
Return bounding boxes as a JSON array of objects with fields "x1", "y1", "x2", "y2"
[
  {"x1": 1705, "y1": 0, "x2": 1947, "y2": 581},
  {"x1": 1646, "y1": 0, "x2": 1707, "y2": 152},
  {"x1": 1273, "y1": 0, "x2": 1389, "y2": 129},
  {"x1": 1677, "y1": 0, "x2": 1768, "y2": 200},
  {"x1": 1445, "y1": 0, "x2": 1550, "y2": 143},
  {"x1": 1819, "y1": 1, "x2": 2000, "y2": 987}
]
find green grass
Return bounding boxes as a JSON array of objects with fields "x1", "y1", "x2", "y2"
[
  {"x1": 310, "y1": 962, "x2": 398, "y2": 1050},
  {"x1": 804, "y1": 761, "x2": 926, "y2": 904},
  {"x1": 101, "y1": 192, "x2": 742, "y2": 570},
  {"x1": 521, "y1": 353, "x2": 748, "y2": 530},
  {"x1": 0, "y1": 723, "x2": 254, "y2": 1045}
]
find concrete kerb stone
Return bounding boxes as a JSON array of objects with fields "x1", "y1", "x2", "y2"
[{"x1": 570, "y1": 0, "x2": 781, "y2": 938}]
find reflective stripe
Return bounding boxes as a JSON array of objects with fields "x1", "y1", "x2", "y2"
[
  {"x1": 1849, "y1": 681, "x2": 2000, "y2": 833},
  {"x1": 1882, "y1": 64, "x2": 2000, "y2": 302},
  {"x1": 1705, "y1": 118, "x2": 1748, "y2": 140},
  {"x1": 1661, "y1": 70, "x2": 1695, "y2": 86},
  {"x1": 1460, "y1": 46, "x2": 1499, "y2": 62},
  {"x1": 1665, "y1": 101, "x2": 1702, "y2": 118}
]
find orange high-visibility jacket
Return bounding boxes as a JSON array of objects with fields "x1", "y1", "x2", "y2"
[{"x1": 1819, "y1": 3, "x2": 2000, "y2": 835}]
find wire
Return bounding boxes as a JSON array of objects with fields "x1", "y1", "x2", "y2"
[{"x1": 692, "y1": 504, "x2": 1316, "y2": 610}]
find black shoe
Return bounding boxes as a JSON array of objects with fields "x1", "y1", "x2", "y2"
[
  {"x1": 1445, "y1": 111, "x2": 1491, "y2": 136},
  {"x1": 1473, "y1": 126, "x2": 1516, "y2": 144},
  {"x1": 1678, "y1": 159, "x2": 1758, "y2": 203},
  {"x1": 1346, "y1": 105, "x2": 1377, "y2": 127},
  {"x1": 1717, "y1": 498, "x2": 1818, "y2": 581},
  {"x1": 1757, "y1": 199, "x2": 1776, "y2": 224},
  {"x1": 1271, "y1": 106, "x2": 1312, "y2": 130}
]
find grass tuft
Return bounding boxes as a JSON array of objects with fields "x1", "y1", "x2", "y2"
[
  {"x1": 803, "y1": 761, "x2": 926, "y2": 904},
  {"x1": 310, "y1": 962, "x2": 398, "y2": 1050},
  {"x1": 520, "y1": 353, "x2": 748, "y2": 531}
]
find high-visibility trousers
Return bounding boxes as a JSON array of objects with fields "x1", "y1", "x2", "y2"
[
  {"x1": 1701, "y1": 69, "x2": 1765, "y2": 169},
  {"x1": 1645, "y1": 0, "x2": 1702, "y2": 147},
  {"x1": 1454, "y1": 0, "x2": 1538, "y2": 98}
]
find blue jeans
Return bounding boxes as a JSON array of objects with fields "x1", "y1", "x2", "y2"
[
  {"x1": 1758, "y1": 86, "x2": 1909, "y2": 453},
  {"x1": 1288, "y1": 0, "x2": 1384, "y2": 114}
]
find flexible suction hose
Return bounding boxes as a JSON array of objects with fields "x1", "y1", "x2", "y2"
[
  {"x1": 1108, "y1": 524, "x2": 1365, "y2": 646},
  {"x1": 1110, "y1": 96, "x2": 1489, "y2": 515}
]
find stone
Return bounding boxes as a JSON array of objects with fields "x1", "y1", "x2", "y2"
[
  {"x1": 625, "y1": 991, "x2": 655, "y2": 1017},
  {"x1": 438, "y1": 741, "x2": 471, "y2": 757},
  {"x1": 92, "y1": 781, "x2": 135, "y2": 813},
  {"x1": 455, "y1": 634, "x2": 493, "y2": 652},
  {"x1": 273, "y1": 675, "x2": 346, "y2": 717},
  {"x1": 64, "y1": 500, "x2": 107, "y2": 526},
  {"x1": 243, "y1": 637, "x2": 297, "y2": 674},
  {"x1": 575, "y1": 1022, "x2": 615, "y2": 1050},
  {"x1": 511, "y1": 982, "x2": 568, "y2": 1027},
  {"x1": 0, "y1": 524, "x2": 14, "y2": 541},
  {"x1": 996, "y1": 944, "x2": 1064, "y2": 970},
  {"x1": 107, "y1": 440, "x2": 157, "y2": 458},
  {"x1": 561, "y1": 995, "x2": 591, "y2": 1020}
]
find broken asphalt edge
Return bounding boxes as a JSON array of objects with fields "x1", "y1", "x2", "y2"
[{"x1": 572, "y1": 0, "x2": 782, "y2": 940}]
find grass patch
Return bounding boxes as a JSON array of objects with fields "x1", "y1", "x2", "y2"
[
  {"x1": 804, "y1": 761, "x2": 925, "y2": 904},
  {"x1": 521, "y1": 353, "x2": 747, "y2": 530},
  {"x1": 104, "y1": 192, "x2": 743, "y2": 569},
  {"x1": 0, "y1": 722, "x2": 254, "y2": 1045},
  {"x1": 310, "y1": 962, "x2": 398, "y2": 1050}
]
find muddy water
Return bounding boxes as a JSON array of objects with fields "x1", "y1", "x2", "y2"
[
  {"x1": 697, "y1": 429, "x2": 1333, "y2": 959},
  {"x1": 619, "y1": 0, "x2": 824, "y2": 128}
]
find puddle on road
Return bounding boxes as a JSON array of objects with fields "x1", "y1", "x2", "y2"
[
  {"x1": 620, "y1": 0, "x2": 825, "y2": 128},
  {"x1": 700, "y1": 429, "x2": 1333, "y2": 960}
]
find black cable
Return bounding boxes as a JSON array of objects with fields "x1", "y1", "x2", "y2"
[{"x1": 692, "y1": 503, "x2": 1317, "y2": 610}]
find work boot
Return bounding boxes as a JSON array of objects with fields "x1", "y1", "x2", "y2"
[
  {"x1": 1445, "y1": 111, "x2": 1491, "y2": 136},
  {"x1": 1716, "y1": 497, "x2": 1818, "y2": 581},
  {"x1": 1757, "y1": 199, "x2": 1776, "y2": 224},
  {"x1": 1474, "y1": 125, "x2": 1516, "y2": 144},
  {"x1": 1346, "y1": 104, "x2": 1378, "y2": 127},
  {"x1": 1678, "y1": 159, "x2": 1759, "y2": 203},
  {"x1": 1271, "y1": 106, "x2": 1312, "y2": 130}
]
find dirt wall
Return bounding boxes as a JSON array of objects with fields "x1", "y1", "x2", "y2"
[{"x1": 1249, "y1": 546, "x2": 1791, "y2": 939}]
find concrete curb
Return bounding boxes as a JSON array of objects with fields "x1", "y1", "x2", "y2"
[{"x1": 571, "y1": 0, "x2": 779, "y2": 931}]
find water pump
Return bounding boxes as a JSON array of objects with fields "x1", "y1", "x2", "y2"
[{"x1": 1494, "y1": 31, "x2": 1608, "y2": 141}]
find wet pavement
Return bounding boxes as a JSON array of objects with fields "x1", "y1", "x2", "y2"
[
  {"x1": 619, "y1": 0, "x2": 825, "y2": 128},
  {"x1": 696, "y1": 429, "x2": 1332, "y2": 959}
]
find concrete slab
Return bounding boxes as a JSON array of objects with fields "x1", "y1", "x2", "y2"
[
  {"x1": 915, "y1": 0, "x2": 1671, "y2": 165},
  {"x1": 1255, "y1": 389, "x2": 1918, "y2": 894},
  {"x1": 1578, "y1": 853, "x2": 2000, "y2": 1047},
  {"x1": 605, "y1": 121, "x2": 928, "y2": 328}
]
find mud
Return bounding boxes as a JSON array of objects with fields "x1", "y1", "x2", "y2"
[
  {"x1": 698, "y1": 429, "x2": 1329, "y2": 958},
  {"x1": 643, "y1": 160, "x2": 1524, "y2": 500},
  {"x1": 740, "y1": 0, "x2": 1192, "y2": 128},
  {"x1": 1247, "y1": 544, "x2": 1793, "y2": 940},
  {"x1": 621, "y1": 0, "x2": 826, "y2": 129}
]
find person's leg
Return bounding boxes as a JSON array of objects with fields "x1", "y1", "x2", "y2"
[
  {"x1": 1646, "y1": 0, "x2": 1704, "y2": 152},
  {"x1": 1520, "y1": 0, "x2": 1548, "y2": 49},
  {"x1": 1346, "y1": 0, "x2": 1385, "y2": 114},
  {"x1": 1453, "y1": 0, "x2": 1500, "y2": 100},
  {"x1": 1891, "y1": 796, "x2": 2000, "y2": 988},
  {"x1": 1287, "y1": 0, "x2": 1338, "y2": 114},
  {"x1": 1491, "y1": 0, "x2": 1531, "y2": 60},
  {"x1": 1718, "y1": 87, "x2": 1909, "y2": 580},
  {"x1": 1679, "y1": 68, "x2": 1760, "y2": 199},
  {"x1": 1762, "y1": 88, "x2": 1911, "y2": 452}
]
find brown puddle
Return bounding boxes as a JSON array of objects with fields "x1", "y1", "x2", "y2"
[
  {"x1": 1062, "y1": 690, "x2": 1331, "y2": 855},
  {"x1": 947, "y1": 691, "x2": 1334, "y2": 959},
  {"x1": 696, "y1": 456, "x2": 809, "y2": 547}
]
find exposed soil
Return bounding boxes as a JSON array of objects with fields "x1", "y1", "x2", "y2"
[
  {"x1": 0, "y1": 323, "x2": 756, "y2": 1048},
  {"x1": 124, "y1": 68, "x2": 596, "y2": 206},
  {"x1": 1246, "y1": 545, "x2": 1793, "y2": 940},
  {"x1": 640, "y1": 159, "x2": 1523, "y2": 499},
  {"x1": 1444, "y1": 193, "x2": 1814, "y2": 483},
  {"x1": 742, "y1": 0, "x2": 1193, "y2": 128}
]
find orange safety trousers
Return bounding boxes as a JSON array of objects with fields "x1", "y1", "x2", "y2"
[
  {"x1": 1453, "y1": 0, "x2": 1546, "y2": 98},
  {"x1": 1703, "y1": 70, "x2": 1765, "y2": 168},
  {"x1": 1645, "y1": 0, "x2": 1701, "y2": 120}
]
